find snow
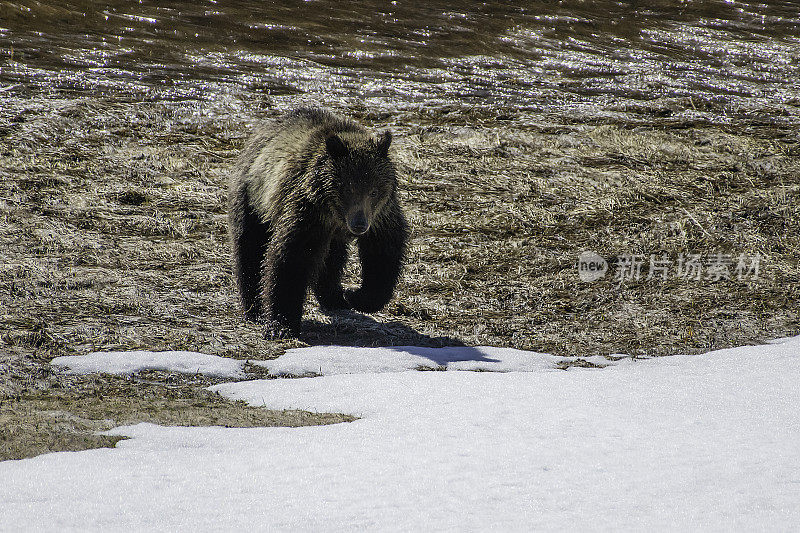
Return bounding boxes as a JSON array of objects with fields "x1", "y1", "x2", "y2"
[
  {"x1": 255, "y1": 344, "x2": 619, "y2": 376},
  {"x1": 51, "y1": 345, "x2": 621, "y2": 378},
  {"x1": 3, "y1": 337, "x2": 800, "y2": 531},
  {"x1": 50, "y1": 350, "x2": 246, "y2": 378}
]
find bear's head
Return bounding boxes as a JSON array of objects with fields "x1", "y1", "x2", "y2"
[{"x1": 324, "y1": 131, "x2": 395, "y2": 236}]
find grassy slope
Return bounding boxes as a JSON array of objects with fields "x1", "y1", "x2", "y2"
[{"x1": 1, "y1": 96, "x2": 798, "y2": 459}]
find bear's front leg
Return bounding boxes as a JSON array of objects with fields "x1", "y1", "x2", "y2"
[
  {"x1": 260, "y1": 227, "x2": 328, "y2": 338},
  {"x1": 346, "y1": 212, "x2": 409, "y2": 313},
  {"x1": 230, "y1": 184, "x2": 272, "y2": 322},
  {"x1": 314, "y1": 238, "x2": 350, "y2": 310}
]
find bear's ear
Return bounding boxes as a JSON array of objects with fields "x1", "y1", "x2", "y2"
[
  {"x1": 376, "y1": 131, "x2": 392, "y2": 157},
  {"x1": 325, "y1": 135, "x2": 348, "y2": 159}
]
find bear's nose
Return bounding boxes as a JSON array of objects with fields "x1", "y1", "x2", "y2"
[{"x1": 347, "y1": 211, "x2": 369, "y2": 235}]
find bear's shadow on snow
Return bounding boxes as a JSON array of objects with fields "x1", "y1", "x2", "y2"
[
  {"x1": 390, "y1": 345, "x2": 500, "y2": 366},
  {"x1": 300, "y1": 309, "x2": 498, "y2": 364}
]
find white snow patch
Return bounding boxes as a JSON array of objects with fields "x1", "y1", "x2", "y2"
[
  {"x1": 49, "y1": 344, "x2": 620, "y2": 380},
  {"x1": 256, "y1": 344, "x2": 581, "y2": 376},
  {"x1": 767, "y1": 336, "x2": 796, "y2": 344},
  {"x1": 3, "y1": 336, "x2": 798, "y2": 531},
  {"x1": 51, "y1": 350, "x2": 246, "y2": 379}
]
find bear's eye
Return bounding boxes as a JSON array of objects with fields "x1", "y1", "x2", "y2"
[{"x1": 369, "y1": 189, "x2": 378, "y2": 198}]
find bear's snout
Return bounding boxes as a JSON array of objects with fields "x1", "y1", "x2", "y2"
[{"x1": 347, "y1": 210, "x2": 369, "y2": 235}]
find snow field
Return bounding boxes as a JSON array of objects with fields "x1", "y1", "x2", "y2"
[{"x1": 4, "y1": 337, "x2": 799, "y2": 531}]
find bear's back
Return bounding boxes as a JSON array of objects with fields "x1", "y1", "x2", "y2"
[
  {"x1": 239, "y1": 108, "x2": 364, "y2": 171},
  {"x1": 233, "y1": 108, "x2": 367, "y2": 219}
]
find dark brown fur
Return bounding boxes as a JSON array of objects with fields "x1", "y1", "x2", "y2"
[{"x1": 228, "y1": 108, "x2": 409, "y2": 337}]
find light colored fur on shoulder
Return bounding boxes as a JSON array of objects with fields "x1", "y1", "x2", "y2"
[{"x1": 232, "y1": 109, "x2": 375, "y2": 221}]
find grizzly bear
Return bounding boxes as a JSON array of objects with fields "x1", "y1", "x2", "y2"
[{"x1": 228, "y1": 107, "x2": 409, "y2": 337}]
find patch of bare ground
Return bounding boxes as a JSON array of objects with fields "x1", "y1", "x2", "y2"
[{"x1": 1, "y1": 370, "x2": 355, "y2": 461}]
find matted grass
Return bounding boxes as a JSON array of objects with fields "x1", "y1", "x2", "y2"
[
  {"x1": 1, "y1": 371, "x2": 355, "y2": 461},
  {"x1": 1, "y1": 93, "x2": 798, "y2": 458}
]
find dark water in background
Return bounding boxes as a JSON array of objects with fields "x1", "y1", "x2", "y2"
[{"x1": 1, "y1": 1, "x2": 800, "y2": 127}]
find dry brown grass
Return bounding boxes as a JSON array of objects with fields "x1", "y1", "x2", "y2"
[
  {"x1": 1, "y1": 94, "x2": 798, "y2": 459},
  {"x1": 384, "y1": 107, "x2": 799, "y2": 357},
  {"x1": 1, "y1": 370, "x2": 354, "y2": 461}
]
